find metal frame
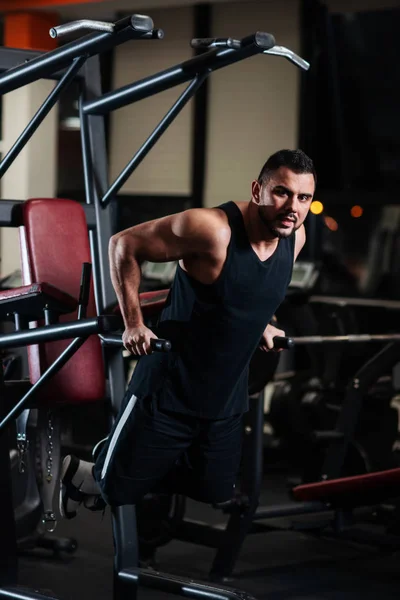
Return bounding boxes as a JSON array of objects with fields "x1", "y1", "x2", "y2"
[
  {"x1": 0, "y1": 56, "x2": 86, "y2": 178},
  {"x1": 0, "y1": 17, "x2": 271, "y2": 600},
  {"x1": 0, "y1": 16, "x2": 160, "y2": 95},
  {"x1": 0, "y1": 315, "x2": 258, "y2": 600},
  {"x1": 0, "y1": 16, "x2": 313, "y2": 598},
  {"x1": 81, "y1": 31, "x2": 278, "y2": 207}
]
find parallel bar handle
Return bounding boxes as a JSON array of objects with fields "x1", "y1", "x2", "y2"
[
  {"x1": 127, "y1": 14, "x2": 155, "y2": 32},
  {"x1": 50, "y1": 20, "x2": 115, "y2": 38},
  {"x1": 151, "y1": 339, "x2": 172, "y2": 353},
  {"x1": 191, "y1": 31, "x2": 275, "y2": 52},
  {"x1": 241, "y1": 31, "x2": 276, "y2": 50},
  {"x1": 273, "y1": 336, "x2": 295, "y2": 350},
  {"x1": 273, "y1": 334, "x2": 400, "y2": 349},
  {"x1": 100, "y1": 334, "x2": 171, "y2": 352},
  {"x1": 264, "y1": 45, "x2": 310, "y2": 71},
  {"x1": 191, "y1": 37, "x2": 242, "y2": 50},
  {"x1": 50, "y1": 14, "x2": 154, "y2": 39}
]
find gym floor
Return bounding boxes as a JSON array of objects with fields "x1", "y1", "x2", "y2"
[{"x1": 18, "y1": 473, "x2": 400, "y2": 600}]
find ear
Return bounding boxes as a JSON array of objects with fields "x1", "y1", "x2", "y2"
[{"x1": 251, "y1": 180, "x2": 262, "y2": 205}]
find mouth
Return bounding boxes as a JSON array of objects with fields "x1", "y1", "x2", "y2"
[{"x1": 277, "y1": 217, "x2": 296, "y2": 228}]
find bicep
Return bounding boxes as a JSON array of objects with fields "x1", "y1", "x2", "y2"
[{"x1": 110, "y1": 209, "x2": 214, "y2": 264}]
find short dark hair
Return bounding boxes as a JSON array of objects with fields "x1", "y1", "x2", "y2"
[{"x1": 257, "y1": 149, "x2": 317, "y2": 187}]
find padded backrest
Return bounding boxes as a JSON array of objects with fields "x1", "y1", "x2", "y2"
[{"x1": 19, "y1": 198, "x2": 105, "y2": 404}]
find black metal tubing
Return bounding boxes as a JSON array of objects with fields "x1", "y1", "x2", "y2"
[
  {"x1": 78, "y1": 262, "x2": 92, "y2": 318},
  {"x1": 0, "y1": 315, "x2": 118, "y2": 351},
  {"x1": 0, "y1": 48, "x2": 41, "y2": 73},
  {"x1": 0, "y1": 17, "x2": 160, "y2": 95},
  {"x1": 0, "y1": 56, "x2": 86, "y2": 179},
  {"x1": 112, "y1": 507, "x2": 140, "y2": 600},
  {"x1": 0, "y1": 589, "x2": 58, "y2": 600},
  {"x1": 79, "y1": 91, "x2": 95, "y2": 207},
  {"x1": 81, "y1": 57, "x2": 117, "y2": 314},
  {"x1": 322, "y1": 342, "x2": 400, "y2": 480},
  {"x1": 0, "y1": 367, "x2": 18, "y2": 588},
  {"x1": 102, "y1": 72, "x2": 209, "y2": 207},
  {"x1": 191, "y1": 4, "x2": 211, "y2": 208},
  {"x1": 118, "y1": 568, "x2": 257, "y2": 600},
  {"x1": 0, "y1": 336, "x2": 87, "y2": 433},
  {"x1": 99, "y1": 334, "x2": 123, "y2": 346},
  {"x1": 0, "y1": 200, "x2": 24, "y2": 227},
  {"x1": 83, "y1": 31, "x2": 276, "y2": 116},
  {"x1": 0, "y1": 200, "x2": 96, "y2": 229},
  {"x1": 210, "y1": 392, "x2": 265, "y2": 579},
  {"x1": 309, "y1": 295, "x2": 400, "y2": 311}
]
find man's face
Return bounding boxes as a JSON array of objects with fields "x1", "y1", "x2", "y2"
[{"x1": 252, "y1": 166, "x2": 315, "y2": 239}]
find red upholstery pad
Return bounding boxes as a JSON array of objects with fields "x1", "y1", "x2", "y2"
[
  {"x1": 293, "y1": 467, "x2": 400, "y2": 505},
  {"x1": 111, "y1": 289, "x2": 170, "y2": 318},
  {"x1": 0, "y1": 282, "x2": 77, "y2": 321},
  {"x1": 140, "y1": 289, "x2": 169, "y2": 317},
  {"x1": 20, "y1": 198, "x2": 105, "y2": 404}
]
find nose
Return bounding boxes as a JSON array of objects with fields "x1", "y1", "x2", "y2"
[{"x1": 285, "y1": 194, "x2": 298, "y2": 214}]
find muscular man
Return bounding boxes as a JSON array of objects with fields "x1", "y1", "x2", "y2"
[{"x1": 60, "y1": 148, "x2": 316, "y2": 518}]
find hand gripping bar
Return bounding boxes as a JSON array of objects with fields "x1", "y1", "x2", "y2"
[{"x1": 99, "y1": 334, "x2": 171, "y2": 353}]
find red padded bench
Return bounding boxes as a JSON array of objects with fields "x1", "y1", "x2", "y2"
[
  {"x1": 0, "y1": 198, "x2": 170, "y2": 406},
  {"x1": 17, "y1": 198, "x2": 105, "y2": 404},
  {"x1": 0, "y1": 282, "x2": 77, "y2": 322},
  {"x1": 293, "y1": 467, "x2": 400, "y2": 507}
]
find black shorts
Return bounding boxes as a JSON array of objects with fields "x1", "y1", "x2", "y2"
[{"x1": 94, "y1": 394, "x2": 243, "y2": 506}]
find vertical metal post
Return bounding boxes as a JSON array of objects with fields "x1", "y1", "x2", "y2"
[
  {"x1": 210, "y1": 393, "x2": 264, "y2": 580},
  {"x1": 82, "y1": 55, "x2": 127, "y2": 405},
  {"x1": 0, "y1": 363, "x2": 18, "y2": 586},
  {"x1": 81, "y1": 56, "x2": 115, "y2": 312},
  {"x1": 190, "y1": 4, "x2": 211, "y2": 209},
  {"x1": 81, "y1": 55, "x2": 138, "y2": 600}
]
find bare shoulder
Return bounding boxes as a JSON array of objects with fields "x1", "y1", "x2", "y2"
[{"x1": 172, "y1": 206, "x2": 231, "y2": 248}]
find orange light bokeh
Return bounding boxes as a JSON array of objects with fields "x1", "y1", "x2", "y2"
[
  {"x1": 324, "y1": 216, "x2": 339, "y2": 232},
  {"x1": 351, "y1": 205, "x2": 363, "y2": 218},
  {"x1": 310, "y1": 200, "x2": 324, "y2": 215}
]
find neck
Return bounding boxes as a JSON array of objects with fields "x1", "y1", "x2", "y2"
[{"x1": 245, "y1": 201, "x2": 278, "y2": 247}]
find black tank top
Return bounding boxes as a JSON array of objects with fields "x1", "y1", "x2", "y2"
[{"x1": 129, "y1": 201, "x2": 295, "y2": 419}]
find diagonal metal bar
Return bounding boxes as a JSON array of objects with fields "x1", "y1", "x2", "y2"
[
  {"x1": 0, "y1": 336, "x2": 87, "y2": 432},
  {"x1": 101, "y1": 72, "x2": 209, "y2": 206},
  {"x1": 0, "y1": 56, "x2": 87, "y2": 179}
]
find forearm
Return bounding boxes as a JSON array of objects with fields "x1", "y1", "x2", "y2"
[{"x1": 109, "y1": 236, "x2": 144, "y2": 328}]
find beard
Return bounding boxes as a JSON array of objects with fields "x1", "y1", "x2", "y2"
[{"x1": 258, "y1": 206, "x2": 298, "y2": 239}]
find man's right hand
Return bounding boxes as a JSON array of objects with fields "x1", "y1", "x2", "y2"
[{"x1": 122, "y1": 325, "x2": 158, "y2": 356}]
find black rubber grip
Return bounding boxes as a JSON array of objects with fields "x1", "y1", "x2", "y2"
[
  {"x1": 78, "y1": 262, "x2": 92, "y2": 308},
  {"x1": 150, "y1": 338, "x2": 172, "y2": 352},
  {"x1": 254, "y1": 31, "x2": 276, "y2": 50},
  {"x1": 190, "y1": 37, "x2": 241, "y2": 50},
  {"x1": 273, "y1": 336, "x2": 295, "y2": 350},
  {"x1": 130, "y1": 14, "x2": 154, "y2": 32}
]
